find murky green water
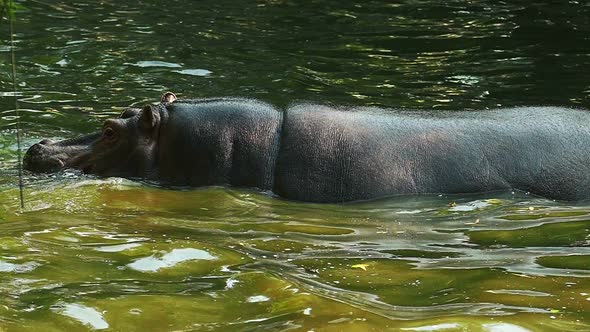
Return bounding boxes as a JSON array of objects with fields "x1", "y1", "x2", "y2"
[{"x1": 1, "y1": 0, "x2": 590, "y2": 331}]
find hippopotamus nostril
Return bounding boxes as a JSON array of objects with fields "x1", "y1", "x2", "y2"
[{"x1": 28, "y1": 143, "x2": 44, "y2": 154}]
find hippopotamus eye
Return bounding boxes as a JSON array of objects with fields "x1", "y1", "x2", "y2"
[{"x1": 103, "y1": 127, "x2": 116, "y2": 140}]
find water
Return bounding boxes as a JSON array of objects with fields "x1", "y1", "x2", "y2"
[{"x1": 1, "y1": 0, "x2": 590, "y2": 331}]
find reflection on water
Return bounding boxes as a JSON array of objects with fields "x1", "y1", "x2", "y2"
[
  {"x1": 127, "y1": 248, "x2": 217, "y2": 272},
  {"x1": 0, "y1": 182, "x2": 589, "y2": 330},
  {"x1": 52, "y1": 303, "x2": 109, "y2": 330},
  {"x1": 1, "y1": 0, "x2": 590, "y2": 330}
]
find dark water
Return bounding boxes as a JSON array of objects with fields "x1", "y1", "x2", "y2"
[{"x1": 1, "y1": 1, "x2": 590, "y2": 331}]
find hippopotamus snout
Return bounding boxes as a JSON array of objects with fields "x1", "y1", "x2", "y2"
[
  {"x1": 24, "y1": 133, "x2": 100, "y2": 174},
  {"x1": 24, "y1": 141, "x2": 66, "y2": 173}
]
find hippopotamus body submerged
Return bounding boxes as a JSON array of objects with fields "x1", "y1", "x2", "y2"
[{"x1": 24, "y1": 93, "x2": 590, "y2": 202}]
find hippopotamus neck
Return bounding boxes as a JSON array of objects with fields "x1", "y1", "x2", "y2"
[{"x1": 154, "y1": 99, "x2": 283, "y2": 189}]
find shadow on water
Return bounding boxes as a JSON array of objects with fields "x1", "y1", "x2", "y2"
[{"x1": 1, "y1": 0, "x2": 590, "y2": 330}]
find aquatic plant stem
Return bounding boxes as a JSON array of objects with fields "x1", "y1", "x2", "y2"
[{"x1": 8, "y1": 0, "x2": 24, "y2": 209}]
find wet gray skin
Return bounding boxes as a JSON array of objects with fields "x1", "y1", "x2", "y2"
[
  {"x1": 23, "y1": 92, "x2": 590, "y2": 203},
  {"x1": 24, "y1": 106, "x2": 152, "y2": 177},
  {"x1": 24, "y1": 134, "x2": 100, "y2": 173},
  {"x1": 25, "y1": 92, "x2": 283, "y2": 194}
]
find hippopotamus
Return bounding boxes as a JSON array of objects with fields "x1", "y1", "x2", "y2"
[{"x1": 24, "y1": 93, "x2": 590, "y2": 202}]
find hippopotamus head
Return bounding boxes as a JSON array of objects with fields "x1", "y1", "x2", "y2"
[{"x1": 24, "y1": 93, "x2": 177, "y2": 178}]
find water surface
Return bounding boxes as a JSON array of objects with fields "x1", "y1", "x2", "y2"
[{"x1": 1, "y1": 0, "x2": 589, "y2": 331}]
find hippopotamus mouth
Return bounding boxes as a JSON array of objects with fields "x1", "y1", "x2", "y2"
[{"x1": 23, "y1": 133, "x2": 100, "y2": 174}]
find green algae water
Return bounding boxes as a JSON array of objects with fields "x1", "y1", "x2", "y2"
[{"x1": 1, "y1": 0, "x2": 590, "y2": 331}]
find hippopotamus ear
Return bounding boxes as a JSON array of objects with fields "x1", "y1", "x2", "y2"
[
  {"x1": 140, "y1": 105, "x2": 159, "y2": 129},
  {"x1": 161, "y1": 92, "x2": 177, "y2": 103}
]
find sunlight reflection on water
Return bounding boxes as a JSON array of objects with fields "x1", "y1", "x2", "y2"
[{"x1": 127, "y1": 248, "x2": 217, "y2": 272}]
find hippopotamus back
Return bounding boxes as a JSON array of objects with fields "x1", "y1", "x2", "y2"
[{"x1": 274, "y1": 104, "x2": 590, "y2": 202}]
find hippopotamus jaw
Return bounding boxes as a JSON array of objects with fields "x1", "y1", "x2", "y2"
[{"x1": 24, "y1": 133, "x2": 100, "y2": 173}]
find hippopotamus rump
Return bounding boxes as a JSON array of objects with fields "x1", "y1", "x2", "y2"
[{"x1": 24, "y1": 93, "x2": 590, "y2": 202}]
